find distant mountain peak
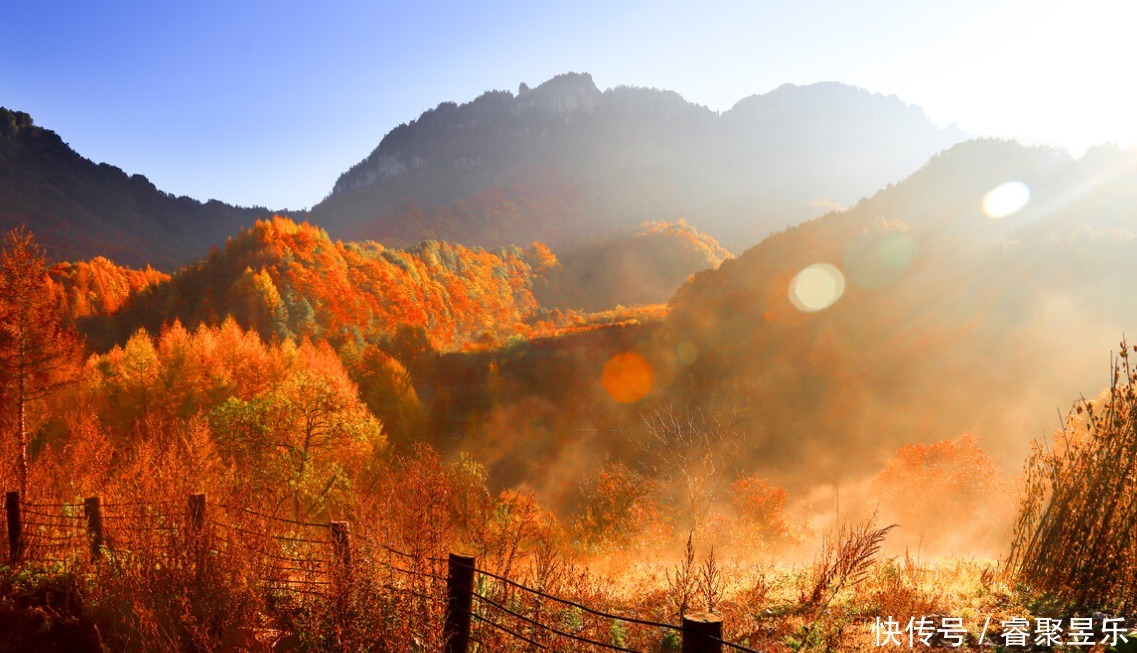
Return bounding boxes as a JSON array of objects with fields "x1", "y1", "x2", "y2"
[
  {"x1": 514, "y1": 71, "x2": 603, "y2": 116},
  {"x1": 319, "y1": 73, "x2": 968, "y2": 253},
  {"x1": 726, "y1": 81, "x2": 936, "y2": 124}
]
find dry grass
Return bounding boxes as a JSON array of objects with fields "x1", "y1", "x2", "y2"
[{"x1": 1008, "y1": 343, "x2": 1137, "y2": 613}]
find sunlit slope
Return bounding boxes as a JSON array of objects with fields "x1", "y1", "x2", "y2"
[
  {"x1": 658, "y1": 139, "x2": 1137, "y2": 483},
  {"x1": 93, "y1": 217, "x2": 544, "y2": 351},
  {"x1": 309, "y1": 74, "x2": 965, "y2": 253},
  {"x1": 88, "y1": 217, "x2": 724, "y2": 352}
]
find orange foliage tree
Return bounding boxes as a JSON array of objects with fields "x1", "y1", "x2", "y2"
[
  {"x1": 870, "y1": 433, "x2": 1013, "y2": 547},
  {"x1": 574, "y1": 459, "x2": 661, "y2": 549},
  {"x1": 51, "y1": 255, "x2": 169, "y2": 319},
  {"x1": 729, "y1": 476, "x2": 792, "y2": 543},
  {"x1": 0, "y1": 228, "x2": 82, "y2": 493},
  {"x1": 83, "y1": 318, "x2": 384, "y2": 517}
]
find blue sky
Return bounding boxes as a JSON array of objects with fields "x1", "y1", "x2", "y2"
[{"x1": 3, "y1": 1, "x2": 1135, "y2": 210}]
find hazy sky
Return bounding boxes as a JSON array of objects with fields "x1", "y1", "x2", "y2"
[{"x1": 3, "y1": 0, "x2": 1135, "y2": 210}]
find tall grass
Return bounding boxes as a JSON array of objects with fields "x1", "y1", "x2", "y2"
[{"x1": 1008, "y1": 343, "x2": 1137, "y2": 612}]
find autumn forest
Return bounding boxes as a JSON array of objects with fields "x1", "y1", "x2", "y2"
[{"x1": 4, "y1": 75, "x2": 1137, "y2": 653}]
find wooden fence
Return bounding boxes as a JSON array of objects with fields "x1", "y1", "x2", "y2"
[{"x1": 3, "y1": 490, "x2": 757, "y2": 653}]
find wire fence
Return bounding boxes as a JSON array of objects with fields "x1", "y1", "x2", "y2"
[{"x1": 2, "y1": 490, "x2": 761, "y2": 653}]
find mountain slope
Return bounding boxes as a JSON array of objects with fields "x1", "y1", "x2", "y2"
[
  {"x1": 533, "y1": 220, "x2": 732, "y2": 311},
  {"x1": 0, "y1": 108, "x2": 267, "y2": 269},
  {"x1": 308, "y1": 73, "x2": 966, "y2": 252},
  {"x1": 654, "y1": 139, "x2": 1137, "y2": 483}
]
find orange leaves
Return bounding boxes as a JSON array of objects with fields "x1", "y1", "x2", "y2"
[
  {"x1": 0, "y1": 227, "x2": 85, "y2": 491},
  {"x1": 729, "y1": 476, "x2": 791, "y2": 541},
  {"x1": 82, "y1": 317, "x2": 384, "y2": 517},
  {"x1": 217, "y1": 217, "x2": 544, "y2": 350},
  {"x1": 574, "y1": 459, "x2": 660, "y2": 549},
  {"x1": 870, "y1": 433, "x2": 1014, "y2": 551},
  {"x1": 51, "y1": 256, "x2": 169, "y2": 319},
  {"x1": 526, "y1": 242, "x2": 560, "y2": 274}
]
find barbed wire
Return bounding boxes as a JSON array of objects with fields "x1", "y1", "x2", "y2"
[
  {"x1": 23, "y1": 501, "x2": 85, "y2": 509},
  {"x1": 474, "y1": 591, "x2": 646, "y2": 653},
  {"x1": 384, "y1": 563, "x2": 445, "y2": 582},
  {"x1": 102, "y1": 512, "x2": 176, "y2": 521},
  {"x1": 459, "y1": 560, "x2": 680, "y2": 632},
  {"x1": 8, "y1": 498, "x2": 714, "y2": 653},
  {"x1": 20, "y1": 507, "x2": 85, "y2": 519},
  {"x1": 271, "y1": 533, "x2": 328, "y2": 545},
  {"x1": 23, "y1": 532, "x2": 82, "y2": 542},
  {"x1": 21, "y1": 520, "x2": 83, "y2": 530},
  {"x1": 470, "y1": 610, "x2": 558, "y2": 652},
  {"x1": 353, "y1": 531, "x2": 417, "y2": 560},
  {"x1": 211, "y1": 503, "x2": 330, "y2": 529}
]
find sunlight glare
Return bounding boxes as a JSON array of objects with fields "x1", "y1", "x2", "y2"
[
  {"x1": 789, "y1": 263, "x2": 845, "y2": 312},
  {"x1": 982, "y1": 181, "x2": 1031, "y2": 218},
  {"x1": 602, "y1": 352, "x2": 654, "y2": 403}
]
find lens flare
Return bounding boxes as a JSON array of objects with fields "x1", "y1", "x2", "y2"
[
  {"x1": 602, "y1": 352, "x2": 654, "y2": 403},
  {"x1": 789, "y1": 263, "x2": 845, "y2": 312},
  {"x1": 879, "y1": 232, "x2": 916, "y2": 269},
  {"x1": 982, "y1": 181, "x2": 1031, "y2": 218}
]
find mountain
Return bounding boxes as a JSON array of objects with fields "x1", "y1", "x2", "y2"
[
  {"x1": 3, "y1": 75, "x2": 961, "y2": 269},
  {"x1": 0, "y1": 107, "x2": 267, "y2": 269},
  {"x1": 650, "y1": 139, "x2": 1137, "y2": 485},
  {"x1": 307, "y1": 73, "x2": 966, "y2": 253}
]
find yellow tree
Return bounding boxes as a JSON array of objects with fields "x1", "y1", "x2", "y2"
[
  {"x1": 210, "y1": 340, "x2": 385, "y2": 518},
  {"x1": 0, "y1": 228, "x2": 81, "y2": 494}
]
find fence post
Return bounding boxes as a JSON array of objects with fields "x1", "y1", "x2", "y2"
[
  {"x1": 5, "y1": 491, "x2": 21, "y2": 565},
  {"x1": 682, "y1": 612, "x2": 723, "y2": 653},
  {"x1": 84, "y1": 496, "x2": 104, "y2": 561},
  {"x1": 330, "y1": 521, "x2": 352, "y2": 568},
  {"x1": 444, "y1": 553, "x2": 475, "y2": 653}
]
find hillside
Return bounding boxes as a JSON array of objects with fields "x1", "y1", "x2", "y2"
[
  {"x1": 0, "y1": 108, "x2": 268, "y2": 269},
  {"x1": 652, "y1": 139, "x2": 1137, "y2": 483},
  {"x1": 532, "y1": 220, "x2": 732, "y2": 311},
  {"x1": 91, "y1": 216, "x2": 543, "y2": 351},
  {"x1": 307, "y1": 73, "x2": 966, "y2": 252}
]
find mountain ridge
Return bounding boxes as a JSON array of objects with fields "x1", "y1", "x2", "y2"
[
  {"x1": 0, "y1": 107, "x2": 269, "y2": 269},
  {"x1": 2, "y1": 74, "x2": 965, "y2": 268},
  {"x1": 308, "y1": 73, "x2": 968, "y2": 253}
]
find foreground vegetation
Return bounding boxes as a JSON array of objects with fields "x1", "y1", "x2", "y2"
[{"x1": 3, "y1": 204, "x2": 1137, "y2": 651}]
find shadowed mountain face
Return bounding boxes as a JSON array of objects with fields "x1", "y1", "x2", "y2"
[
  {"x1": 309, "y1": 73, "x2": 966, "y2": 253},
  {"x1": 651, "y1": 139, "x2": 1137, "y2": 486},
  {"x1": 0, "y1": 108, "x2": 268, "y2": 269},
  {"x1": 2, "y1": 74, "x2": 961, "y2": 269}
]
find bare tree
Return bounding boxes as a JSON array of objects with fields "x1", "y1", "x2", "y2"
[{"x1": 639, "y1": 405, "x2": 749, "y2": 532}]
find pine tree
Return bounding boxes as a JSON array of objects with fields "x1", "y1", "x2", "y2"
[{"x1": 0, "y1": 228, "x2": 81, "y2": 494}]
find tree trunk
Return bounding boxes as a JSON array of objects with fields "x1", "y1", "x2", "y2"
[{"x1": 16, "y1": 373, "x2": 27, "y2": 496}]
